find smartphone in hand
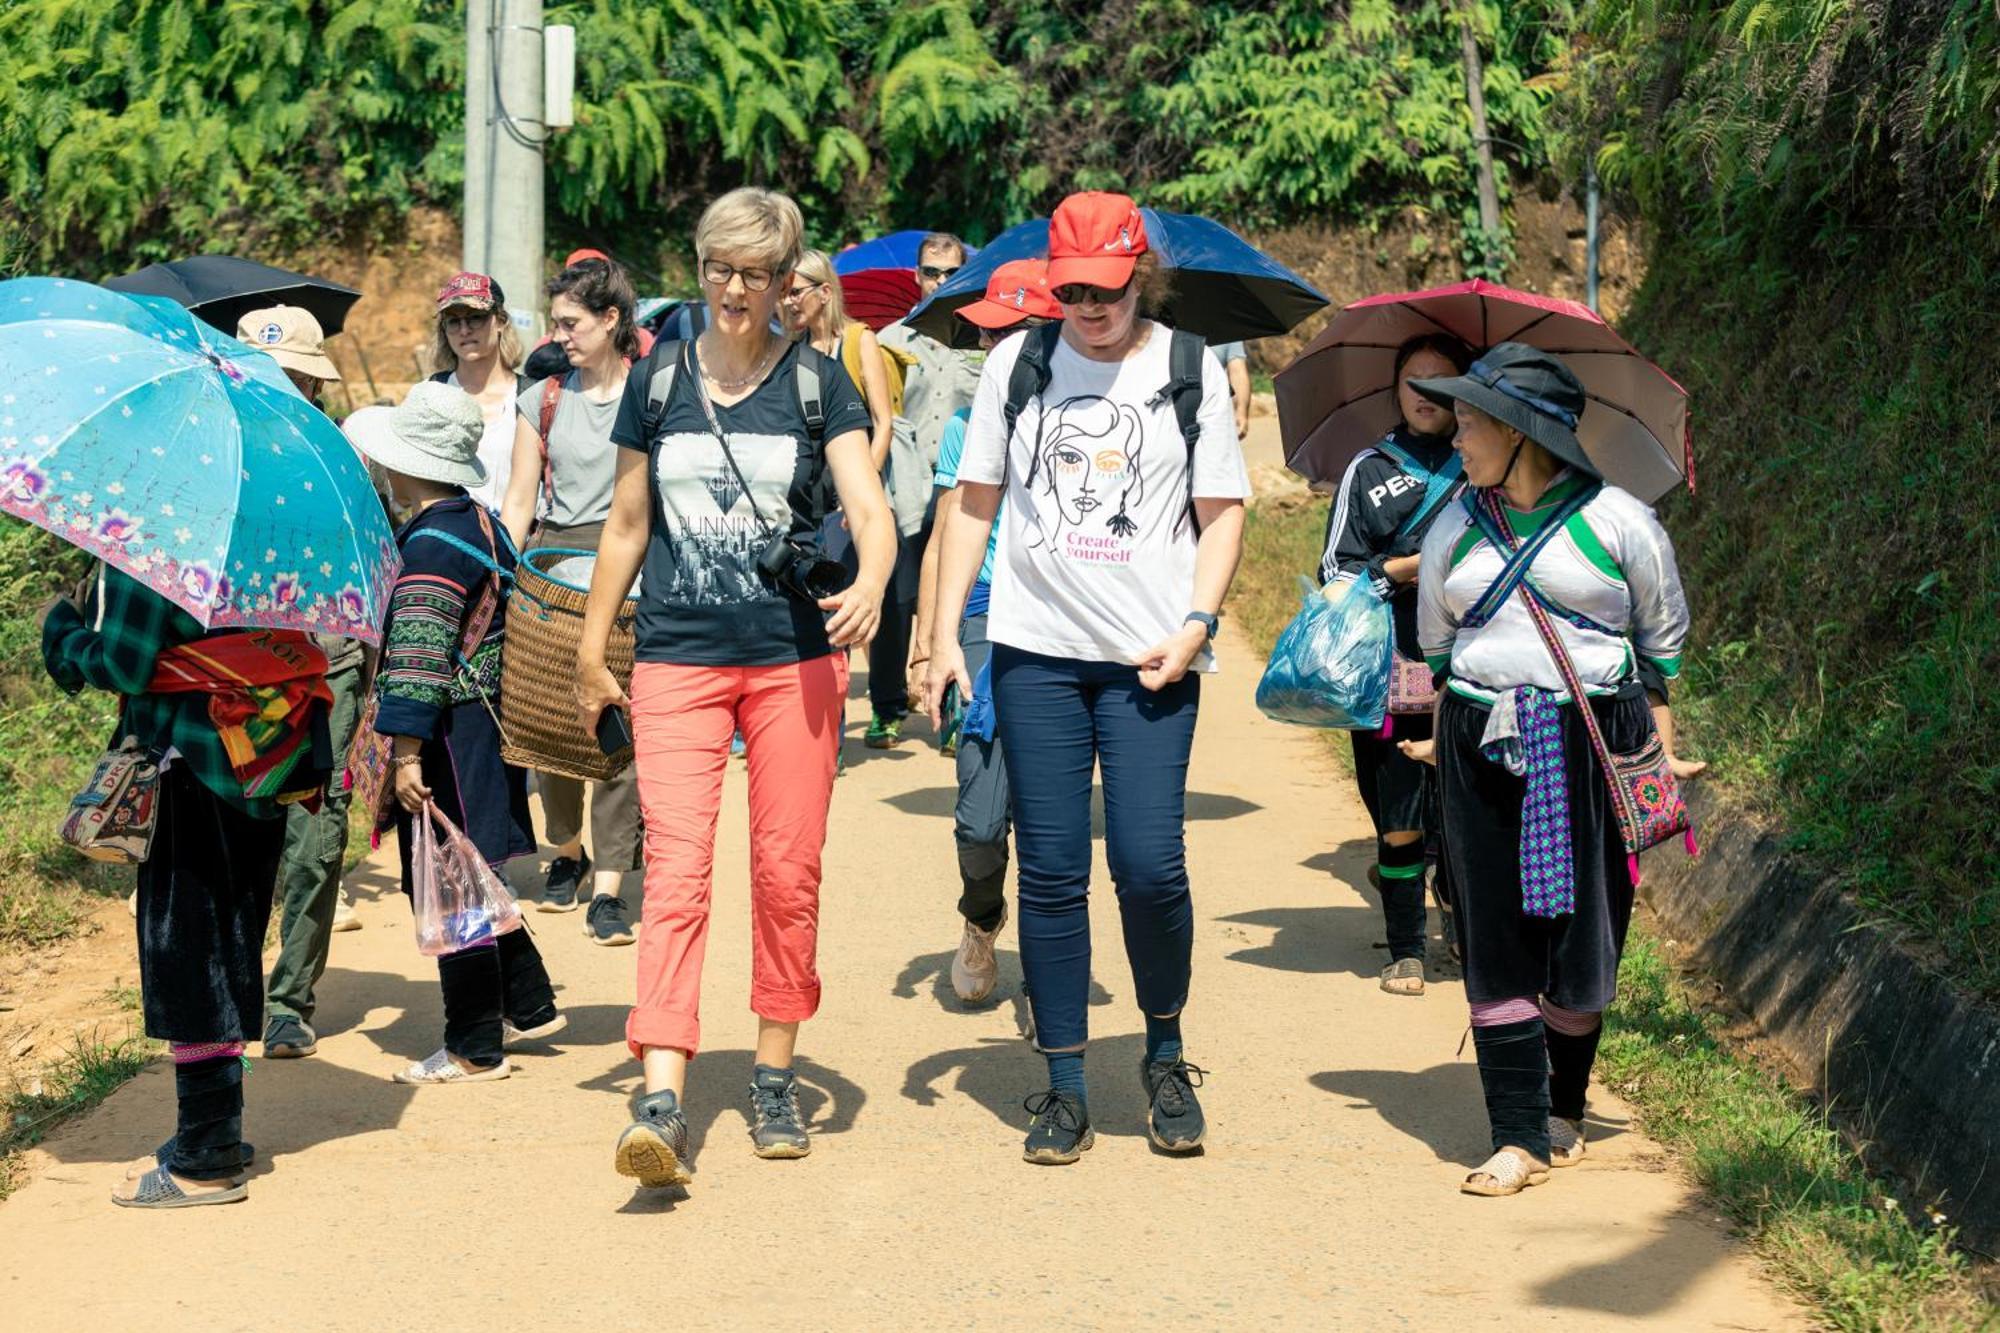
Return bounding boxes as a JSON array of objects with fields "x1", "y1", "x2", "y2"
[{"x1": 595, "y1": 705, "x2": 633, "y2": 756}]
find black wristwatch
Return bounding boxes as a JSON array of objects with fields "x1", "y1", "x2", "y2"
[{"x1": 1184, "y1": 611, "x2": 1220, "y2": 641}]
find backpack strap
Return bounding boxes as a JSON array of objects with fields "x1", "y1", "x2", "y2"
[
  {"x1": 536, "y1": 374, "x2": 563, "y2": 511},
  {"x1": 1377, "y1": 437, "x2": 1466, "y2": 540},
  {"x1": 794, "y1": 342, "x2": 827, "y2": 448},
  {"x1": 1158, "y1": 328, "x2": 1207, "y2": 536},
  {"x1": 1003, "y1": 323, "x2": 1063, "y2": 494}
]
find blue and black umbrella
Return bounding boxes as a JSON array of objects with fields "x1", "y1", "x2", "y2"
[{"x1": 908, "y1": 211, "x2": 1326, "y2": 345}]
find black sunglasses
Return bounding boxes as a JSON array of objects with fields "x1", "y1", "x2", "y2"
[
  {"x1": 1052, "y1": 279, "x2": 1133, "y2": 306},
  {"x1": 918, "y1": 264, "x2": 961, "y2": 282}
]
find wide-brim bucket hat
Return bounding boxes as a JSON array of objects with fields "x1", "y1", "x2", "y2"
[
  {"x1": 344, "y1": 382, "x2": 486, "y2": 488},
  {"x1": 1407, "y1": 341, "x2": 1597, "y2": 479}
]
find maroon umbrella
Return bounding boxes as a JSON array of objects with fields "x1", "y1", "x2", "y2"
[
  {"x1": 838, "y1": 268, "x2": 921, "y2": 332},
  {"x1": 1277, "y1": 279, "x2": 1694, "y2": 501}
]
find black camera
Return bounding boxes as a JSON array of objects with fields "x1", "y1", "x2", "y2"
[{"x1": 756, "y1": 531, "x2": 848, "y2": 603}]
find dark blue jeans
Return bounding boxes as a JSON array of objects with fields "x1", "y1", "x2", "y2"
[{"x1": 991, "y1": 644, "x2": 1200, "y2": 1052}]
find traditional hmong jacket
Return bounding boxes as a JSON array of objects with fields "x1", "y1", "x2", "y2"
[
  {"x1": 374, "y1": 496, "x2": 510, "y2": 740},
  {"x1": 1416, "y1": 472, "x2": 1689, "y2": 704}
]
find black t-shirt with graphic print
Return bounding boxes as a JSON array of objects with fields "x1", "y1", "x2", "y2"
[{"x1": 611, "y1": 338, "x2": 871, "y2": 666}]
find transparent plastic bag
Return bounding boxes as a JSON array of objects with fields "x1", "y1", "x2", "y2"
[
  {"x1": 410, "y1": 801, "x2": 525, "y2": 957},
  {"x1": 1254, "y1": 576, "x2": 1393, "y2": 729}
]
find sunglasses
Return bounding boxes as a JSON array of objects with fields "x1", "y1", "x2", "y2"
[
  {"x1": 1052, "y1": 280, "x2": 1133, "y2": 306},
  {"x1": 783, "y1": 281, "x2": 826, "y2": 304},
  {"x1": 702, "y1": 259, "x2": 777, "y2": 293},
  {"x1": 918, "y1": 264, "x2": 961, "y2": 282}
]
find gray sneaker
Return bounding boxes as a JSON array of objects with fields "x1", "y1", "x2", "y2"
[
  {"x1": 539, "y1": 852, "x2": 589, "y2": 913},
  {"x1": 748, "y1": 1065, "x2": 811, "y2": 1159},
  {"x1": 584, "y1": 894, "x2": 634, "y2": 946},
  {"x1": 615, "y1": 1089, "x2": 693, "y2": 1188},
  {"x1": 261, "y1": 1014, "x2": 317, "y2": 1059}
]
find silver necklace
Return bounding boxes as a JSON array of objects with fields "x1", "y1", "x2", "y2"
[{"x1": 700, "y1": 333, "x2": 778, "y2": 393}]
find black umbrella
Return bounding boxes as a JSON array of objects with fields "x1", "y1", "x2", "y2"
[
  {"x1": 102, "y1": 255, "x2": 362, "y2": 336},
  {"x1": 907, "y1": 210, "x2": 1327, "y2": 345}
]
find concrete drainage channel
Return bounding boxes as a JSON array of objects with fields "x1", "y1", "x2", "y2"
[{"x1": 1639, "y1": 787, "x2": 2000, "y2": 1252}]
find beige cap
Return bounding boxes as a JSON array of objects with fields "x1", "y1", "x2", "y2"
[{"x1": 235, "y1": 305, "x2": 342, "y2": 382}]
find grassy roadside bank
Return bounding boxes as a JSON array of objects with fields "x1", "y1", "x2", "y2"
[{"x1": 1228, "y1": 498, "x2": 1995, "y2": 1330}]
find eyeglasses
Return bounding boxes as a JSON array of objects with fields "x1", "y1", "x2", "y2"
[
  {"x1": 782, "y1": 281, "x2": 826, "y2": 305},
  {"x1": 701, "y1": 259, "x2": 777, "y2": 293},
  {"x1": 918, "y1": 265, "x2": 961, "y2": 283},
  {"x1": 1052, "y1": 280, "x2": 1133, "y2": 306}
]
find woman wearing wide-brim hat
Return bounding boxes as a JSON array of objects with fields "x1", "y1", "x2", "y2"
[
  {"x1": 348, "y1": 382, "x2": 564, "y2": 1086},
  {"x1": 1399, "y1": 342, "x2": 1704, "y2": 1196}
]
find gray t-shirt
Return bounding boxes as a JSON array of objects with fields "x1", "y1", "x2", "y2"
[{"x1": 515, "y1": 369, "x2": 622, "y2": 528}]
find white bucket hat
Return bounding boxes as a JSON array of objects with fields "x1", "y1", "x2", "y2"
[{"x1": 343, "y1": 382, "x2": 486, "y2": 488}]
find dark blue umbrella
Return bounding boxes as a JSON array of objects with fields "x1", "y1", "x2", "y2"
[
  {"x1": 907, "y1": 210, "x2": 1326, "y2": 345},
  {"x1": 103, "y1": 255, "x2": 362, "y2": 336}
]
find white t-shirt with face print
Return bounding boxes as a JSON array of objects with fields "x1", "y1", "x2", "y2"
[{"x1": 955, "y1": 321, "x2": 1250, "y2": 670}]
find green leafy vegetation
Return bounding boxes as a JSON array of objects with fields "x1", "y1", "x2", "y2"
[
  {"x1": 0, "y1": 0, "x2": 1576, "y2": 273},
  {"x1": 1551, "y1": 0, "x2": 2000, "y2": 998},
  {"x1": 0, "y1": 523, "x2": 128, "y2": 953}
]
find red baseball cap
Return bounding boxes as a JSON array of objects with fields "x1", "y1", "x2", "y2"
[
  {"x1": 564, "y1": 248, "x2": 611, "y2": 268},
  {"x1": 436, "y1": 271, "x2": 504, "y2": 314},
  {"x1": 1045, "y1": 192, "x2": 1148, "y2": 291},
  {"x1": 956, "y1": 259, "x2": 1061, "y2": 329}
]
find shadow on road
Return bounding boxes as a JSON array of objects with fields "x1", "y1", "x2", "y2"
[
  {"x1": 1216, "y1": 904, "x2": 1396, "y2": 979},
  {"x1": 575, "y1": 1049, "x2": 867, "y2": 1164},
  {"x1": 881, "y1": 785, "x2": 1261, "y2": 826},
  {"x1": 903, "y1": 1031, "x2": 1161, "y2": 1143}
]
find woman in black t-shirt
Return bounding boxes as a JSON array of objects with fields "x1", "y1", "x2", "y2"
[{"x1": 576, "y1": 187, "x2": 895, "y2": 1188}]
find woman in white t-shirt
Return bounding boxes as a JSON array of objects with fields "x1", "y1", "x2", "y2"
[
  {"x1": 925, "y1": 192, "x2": 1250, "y2": 1166},
  {"x1": 426, "y1": 271, "x2": 527, "y2": 513}
]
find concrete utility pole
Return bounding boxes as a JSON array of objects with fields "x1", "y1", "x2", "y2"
[
  {"x1": 463, "y1": 0, "x2": 545, "y2": 339},
  {"x1": 1459, "y1": 5, "x2": 1504, "y2": 274}
]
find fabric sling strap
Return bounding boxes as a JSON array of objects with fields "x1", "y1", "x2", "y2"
[
  {"x1": 1459, "y1": 483, "x2": 1598, "y2": 630},
  {"x1": 1002, "y1": 322, "x2": 1209, "y2": 536},
  {"x1": 1471, "y1": 485, "x2": 1697, "y2": 883},
  {"x1": 1376, "y1": 437, "x2": 1464, "y2": 539}
]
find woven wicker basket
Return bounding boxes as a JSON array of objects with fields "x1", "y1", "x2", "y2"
[{"x1": 500, "y1": 547, "x2": 637, "y2": 782}]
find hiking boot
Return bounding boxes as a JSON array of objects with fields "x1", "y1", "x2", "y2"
[
  {"x1": 615, "y1": 1089, "x2": 693, "y2": 1188},
  {"x1": 748, "y1": 1065, "x2": 811, "y2": 1159},
  {"x1": 261, "y1": 1014, "x2": 317, "y2": 1059},
  {"x1": 1142, "y1": 1057, "x2": 1208, "y2": 1153},
  {"x1": 330, "y1": 889, "x2": 360, "y2": 932},
  {"x1": 539, "y1": 851, "x2": 589, "y2": 913},
  {"x1": 1021, "y1": 1090, "x2": 1093, "y2": 1165},
  {"x1": 950, "y1": 905, "x2": 1007, "y2": 1004},
  {"x1": 863, "y1": 713, "x2": 901, "y2": 749},
  {"x1": 584, "y1": 894, "x2": 634, "y2": 946}
]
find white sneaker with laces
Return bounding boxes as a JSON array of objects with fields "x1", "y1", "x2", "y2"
[{"x1": 950, "y1": 905, "x2": 1007, "y2": 1004}]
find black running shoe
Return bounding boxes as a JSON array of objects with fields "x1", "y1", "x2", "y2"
[
  {"x1": 584, "y1": 894, "x2": 634, "y2": 946},
  {"x1": 748, "y1": 1065, "x2": 811, "y2": 1159},
  {"x1": 1142, "y1": 1058, "x2": 1208, "y2": 1152},
  {"x1": 614, "y1": 1089, "x2": 693, "y2": 1187},
  {"x1": 540, "y1": 851, "x2": 590, "y2": 913},
  {"x1": 1021, "y1": 1090, "x2": 1093, "y2": 1165}
]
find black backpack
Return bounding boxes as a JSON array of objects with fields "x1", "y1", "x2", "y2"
[{"x1": 1000, "y1": 323, "x2": 1209, "y2": 536}]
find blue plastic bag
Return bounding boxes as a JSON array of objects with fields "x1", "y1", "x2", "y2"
[{"x1": 1255, "y1": 576, "x2": 1392, "y2": 729}]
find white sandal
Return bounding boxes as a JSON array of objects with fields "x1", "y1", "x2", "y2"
[
  {"x1": 1460, "y1": 1146, "x2": 1551, "y2": 1196},
  {"x1": 392, "y1": 1048, "x2": 511, "y2": 1085}
]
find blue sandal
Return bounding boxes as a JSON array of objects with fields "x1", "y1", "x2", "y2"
[{"x1": 114, "y1": 1164, "x2": 248, "y2": 1209}]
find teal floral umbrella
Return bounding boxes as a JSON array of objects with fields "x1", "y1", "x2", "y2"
[{"x1": 0, "y1": 277, "x2": 396, "y2": 644}]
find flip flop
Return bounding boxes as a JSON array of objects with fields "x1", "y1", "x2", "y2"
[{"x1": 113, "y1": 1164, "x2": 248, "y2": 1209}]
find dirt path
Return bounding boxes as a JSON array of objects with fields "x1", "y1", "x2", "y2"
[{"x1": 0, "y1": 475, "x2": 1801, "y2": 1329}]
